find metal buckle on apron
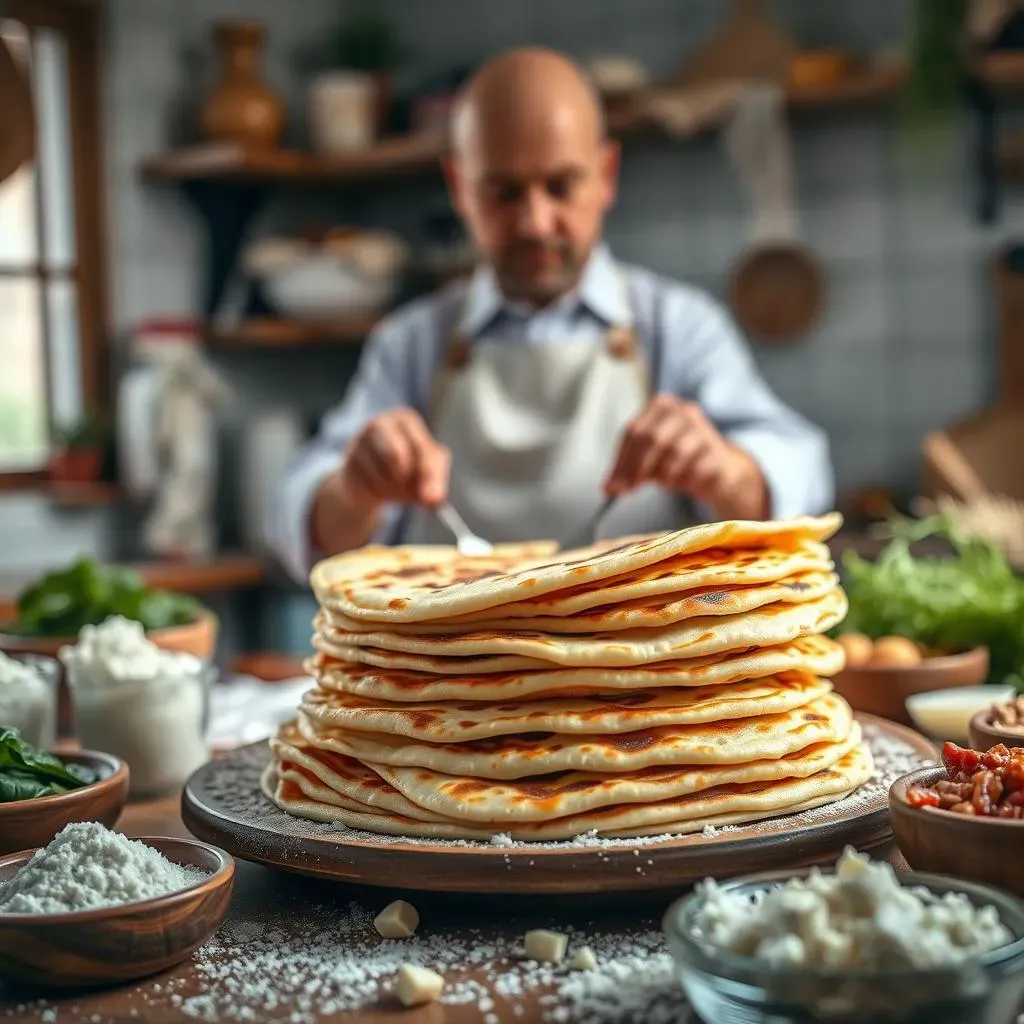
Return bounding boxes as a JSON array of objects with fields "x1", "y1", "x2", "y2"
[
  {"x1": 446, "y1": 337, "x2": 472, "y2": 370},
  {"x1": 607, "y1": 325, "x2": 637, "y2": 360}
]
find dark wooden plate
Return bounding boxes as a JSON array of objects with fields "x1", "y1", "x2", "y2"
[
  {"x1": 181, "y1": 715, "x2": 936, "y2": 895},
  {"x1": 0, "y1": 837, "x2": 234, "y2": 987}
]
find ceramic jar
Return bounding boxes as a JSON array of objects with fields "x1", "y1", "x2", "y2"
[{"x1": 200, "y1": 20, "x2": 284, "y2": 151}]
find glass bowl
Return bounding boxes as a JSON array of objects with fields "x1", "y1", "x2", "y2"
[
  {"x1": 663, "y1": 867, "x2": 1024, "y2": 1024},
  {"x1": 0, "y1": 652, "x2": 60, "y2": 748}
]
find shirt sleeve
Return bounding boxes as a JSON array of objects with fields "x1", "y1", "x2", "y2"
[
  {"x1": 263, "y1": 313, "x2": 429, "y2": 584},
  {"x1": 655, "y1": 287, "x2": 835, "y2": 519}
]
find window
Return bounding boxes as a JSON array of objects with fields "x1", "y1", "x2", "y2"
[{"x1": 0, "y1": 0, "x2": 106, "y2": 484}]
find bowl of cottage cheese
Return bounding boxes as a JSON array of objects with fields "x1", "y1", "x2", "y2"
[
  {"x1": 0, "y1": 651, "x2": 59, "y2": 748},
  {"x1": 663, "y1": 848, "x2": 1024, "y2": 1024},
  {"x1": 59, "y1": 616, "x2": 214, "y2": 798}
]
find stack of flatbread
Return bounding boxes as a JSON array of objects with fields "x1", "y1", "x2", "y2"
[{"x1": 264, "y1": 513, "x2": 873, "y2": 841}]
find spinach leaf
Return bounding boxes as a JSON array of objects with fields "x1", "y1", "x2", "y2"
[
  {"x1": 0, "y1": 728, "x2": 92, "y2": 789},
  {"x1": 0, "y1": 769, "x2": 69, "y2": 803}
]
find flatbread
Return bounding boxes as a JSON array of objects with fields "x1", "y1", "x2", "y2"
[
  {"x1": 314, "y1": 589, "x2": 847, "y2": 671},
  {"x1": 275, "y1": 723, "x2": 861, "y2": 824},
  {"x1": 309, "y1": 635, "x2": 847, "y2": 703},
  {"x1": 322, "y1": 570, "x2": 839, "y2": 636},
  {"x1": 296, "y1": 692, "x2": 853, "y2": 779},
  {"x1": 318, "y1": 541, "x2": 833, "y2": 623},
  {"x1": 264, "y1": 743, "x2": 873, "y2": 841},
  {"x1": 299, "y1": 671, "x2": 833, "y2": 741},
  {"x1": 312, "y1": 514, "x2": 843, "y2": 623}
]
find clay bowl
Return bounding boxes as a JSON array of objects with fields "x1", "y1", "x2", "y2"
[
  {"x1": 0, "y1": 612, "x2": 218, "y2": 736},
  {"x1": 890, "y1": 766, "x2": 1024, "y2": 899},
  {"x1": 830, "y1": 647, "x2": 989, "y2": 726},
  {"x1": 0, "y1": 837, "x2": 234, "y2": 987},
  {"x1": 0, "y1": 749, "x2": 128, "y2": 857},
  {"x1": 970, "y1": 708, "x2": 1024, "y2": 752}
]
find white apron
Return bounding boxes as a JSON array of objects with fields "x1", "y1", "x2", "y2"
[{"x1": 403, "y1": 289, "x2": 696, "y2": 546}]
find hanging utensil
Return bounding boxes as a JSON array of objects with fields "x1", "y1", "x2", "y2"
[{"x1": 724, "y1": 83, "x2": 826, "y2": 344}]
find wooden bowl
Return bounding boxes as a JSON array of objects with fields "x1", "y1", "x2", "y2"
[
  {"x1": 0, "y1": 611, "x2": 218, "y2": 661},
  {"x1": 0, "y1": 612, "x2": 218, "y2": 737},
  {"x1": 0, "y1": 749, "x2": 128, "y2": 857},
  {"x1": 890, "y1": 765, "x2": 1024, "y2": 899},
  {"x1": 830, "y1": 647, "x2": 989, "y2": 725},
  {"x1": 970, "y1": 708, "x2": 1024, "y2": 751},
  {"x1": 0, "y1": 837, "x2": 234, "y2": 987}
]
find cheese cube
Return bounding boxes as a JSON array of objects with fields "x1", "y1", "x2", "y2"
[
  {"x1": 374, "y1": 900, "x2": 420, "y2": 939},
  {"x1": 570, "y1": 945, "x2": 597, "y2": 971},
  {"x1": 523, "y1": 928, "x2": 568, "y2": 964},
  {"x1": 395, "y1": 964, "x2": 444, "y2": 1007}
]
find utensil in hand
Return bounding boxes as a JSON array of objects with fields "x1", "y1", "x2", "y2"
[
  {"x1": 560, "y1": 496, "x2": 616, "y2": 551},
  {"x1": 435, "y1": 501, "x2": 494, "y2": 556}
]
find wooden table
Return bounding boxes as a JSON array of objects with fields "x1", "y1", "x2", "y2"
[{"x1": 0, "y1": 795, "x2": 915, "y2": 1024}]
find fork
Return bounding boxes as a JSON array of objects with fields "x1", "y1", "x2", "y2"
[
  {"x1": 559, "y1": 495, "x2": 617, "y2": 551},
  {"x1": 435, "y1": 501, "x2": 494, "y2": 556}
]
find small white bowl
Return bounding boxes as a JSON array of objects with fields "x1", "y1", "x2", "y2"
[{"x1": 905, "y1": 684, "x2": 1017, "y2": 746}]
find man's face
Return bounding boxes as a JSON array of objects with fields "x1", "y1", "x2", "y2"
[{"x1": 447, "y1": 105, "x2": 619, "y2": 306}]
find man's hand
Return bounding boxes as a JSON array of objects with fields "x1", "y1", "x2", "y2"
[
  {"x1": 340, "y1": 408, "x2": 451, "y2": 510},
  {"x1": 311, "y1": 409, "x2": 450, "y2": 555},
  {"x1": 604, "y1": 393, "x2": 770, "y2": 520}
]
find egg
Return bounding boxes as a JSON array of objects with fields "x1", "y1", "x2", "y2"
[
  {"x1": 869, "y1": 635, "x2": 923, "y2": 667},
  {"x1": 837, "y1": 632, "x2": 874, "y2": 668}
]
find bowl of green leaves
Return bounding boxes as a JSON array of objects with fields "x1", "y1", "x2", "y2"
[
  {"x1": 0, "y1": 558, "x2": 216, "y2": 735},
  {"x1": 0, "y1": 728, "x2": 128, "y2": 856},
  {"x1": 831, "y1": 514, "x2": 1024, "y2": 723},
  {"x1": 0, "y1": 557, "x2": 216, "y2": 658}
]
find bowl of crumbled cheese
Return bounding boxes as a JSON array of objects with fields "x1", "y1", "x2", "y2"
[
  {"x1": 59, "y1": 616, "x2": 215, "y2": 799},
  {"x1": 663, "y1": 847, "x2": 1024, "y2": 1024},
  {"x1": 0, "y1": 821, "x2": 234, "y2": 986}
]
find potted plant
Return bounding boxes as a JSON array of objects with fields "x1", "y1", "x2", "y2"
[
  {"x1": 308, "y1": 9, "x2": 407, "y2": 153},
  {"x1": 48, "y1": 414, "x2": 109, "y2": 484}
]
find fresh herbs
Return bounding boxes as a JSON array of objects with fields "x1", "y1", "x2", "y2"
[
  {"x1": 5, "y1": 558, "x2": 203, "y2": 638},
  {"x1": 840, "y1": 514, "x2": 1024, "y2": 687},
  {"x1": 0, "y1": 728, "x2": 96, "y2": 803}
]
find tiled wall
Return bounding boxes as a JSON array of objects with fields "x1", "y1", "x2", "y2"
[{"x1": 4, "y1": 0, "x2": 1014, "y2": 567}]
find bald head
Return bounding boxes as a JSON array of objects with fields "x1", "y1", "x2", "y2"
[
  {"x1": 445, "y1": 49, "x2": 618, "y2": 306},
  {"x1": 451, "y1": 48, "x2": 605, "y2": 156}
]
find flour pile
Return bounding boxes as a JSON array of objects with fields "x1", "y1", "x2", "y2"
[{"x1": 0, "y1": 821, "x2": 208, "y2": 915}]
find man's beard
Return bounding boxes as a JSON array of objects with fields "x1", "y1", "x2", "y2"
[{"x1": 494, "y1": 240, "x2": 585, "y2": 305}]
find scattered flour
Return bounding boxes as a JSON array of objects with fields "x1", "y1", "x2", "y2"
[{"x1": 0, "y1": 822, "x2": 209, "y2": 915}]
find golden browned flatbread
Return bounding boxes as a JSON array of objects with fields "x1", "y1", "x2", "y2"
[
  {"x1": 313, "y1": 589, "x2": 848, "y2": 671},
  {"x1": 311, "y1": 514, "x2": 843, "y2": 623},
  {"x1": 308, "y1": 636, "x2": 847, "y2": 702},
  {"x1": 298, "y1": 671, "x2": 833, "y2": 741}
]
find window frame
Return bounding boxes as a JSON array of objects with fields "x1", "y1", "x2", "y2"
[{"x1": 0, "y1": 0, "x2": 108, "y2": 488}]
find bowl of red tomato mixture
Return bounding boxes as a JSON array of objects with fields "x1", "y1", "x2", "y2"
[{"x1": 889, "y1": 742, "x2": 1024, "y2": 898}]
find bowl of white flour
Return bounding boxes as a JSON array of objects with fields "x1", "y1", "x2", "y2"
[{"x1": 0, "y1": 821, "x2": 234, "y2": 986}]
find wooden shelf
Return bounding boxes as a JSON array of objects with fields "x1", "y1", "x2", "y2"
[
  {"x1": 206, "y1": 316, "x2": 380, "y2": 348},
  {"x1": 140, "y1": 65, "x2": 908, "y2": 187},
  {"x1": 785, "y1": 63, "x2": 907, "y2": 109},
  {"x1": 978, "y1": 52, "x2": 1024, "y2": 89},
  {"x1": 47, "y1": 480, "x2": 120, "y2": 508},
  {"x1": 140, "y1": 133, "x2": 445, "y2": 185}
]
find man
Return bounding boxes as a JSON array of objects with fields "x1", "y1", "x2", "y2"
[{"x1": 267, "y1": 48, "x2": 832, "y2": 582}]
